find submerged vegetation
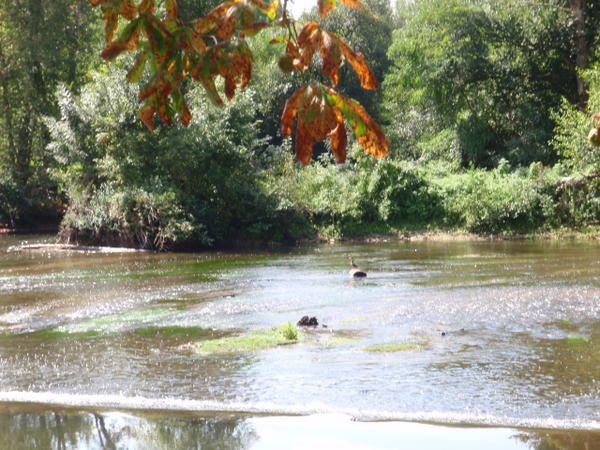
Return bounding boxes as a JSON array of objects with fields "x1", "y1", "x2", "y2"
[
  {"x1": 0, "y1": 0, "x2": 598, "y2": 247},
  {"x1": 362, "y1": 341, "x2": 426, "y2": 353}
]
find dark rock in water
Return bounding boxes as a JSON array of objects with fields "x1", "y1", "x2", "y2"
[
  {"x1": 297, "y1": 316, "x2": 318, "y2": 327},
  {"x1": 441, "y1": 332, "x2": 447, "y2": 337}
]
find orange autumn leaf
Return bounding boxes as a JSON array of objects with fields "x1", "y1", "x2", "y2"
[
  {"x1": 294, "y1": 22, "x2": 377, "y2": 90},
  {"x1": 166, "y1": 0, "x2": 179, "y2": 19},
  {"x1": 295, "y1": 116, "x2": 314, "y2": 165},
  {"x1": 281, "y1": 86, "x2": 309, "y2": 137},
  {"x1": 281, "y1": 84, "x2": 387, "y2": 164},
  {"x1": 248, "y1": 0, "x2": 279, "y2": 19},
  {"x1": 320, "y1": 32, "x2": 342, "y2": 86},
  {"x1": 180, "y1": 103, "x2": 192, "y2": 126},
  {"x1": 100, "y1": 19, "x2": 141, "y2": 60},
  {"x1": 329, "y1": 112, "x2": 347, "y2": 163},
  {"x1": 194, "y1": 0, "x2": 272, "y2": 41},
  {"x1": 324, "y1": 87, "x2": 388, "y2": 158},
  {"x1": 339, "y1": 0, "x2": 362, "y2": 9},
  {"x1": 318, "y1": 0, "x2": 336, "y2": 18},
  {"x1": 318, "y1": 0, "x2": 363, "y2": 17},
  {"x1": 333, "y1": 36, "x2": 377, "y2": 89},
  {"x1": 140, "y1": 104, "x2": 156, "y2": 130},
  {"x1": 119, "y1": 0, "x2": 137, "y2": 20},
  {"x1": 104, "y1": 12, "x2": 118, "y2": 43}
]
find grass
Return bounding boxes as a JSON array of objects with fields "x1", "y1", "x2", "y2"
[
  {"x1": 362, "y1": 341, "x2": 425, "y2": 353},
  {"x1": 280, "y1": 322, "x2": 299, "y2": 341},
  {"x1": 195, "y1": 323, "x2": 300, "y2": 354}
]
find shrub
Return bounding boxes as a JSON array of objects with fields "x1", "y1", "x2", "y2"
[
  {"x1": 59, "y1": 183, "x2": 207, "y2": 249},
  {"x1": 47, "y1": 66, "x2": 298, "y2": 248},
  {"x1": 358, "y1": 158, "x2": 442, "y2": 225},
  {"x1": 431, "y1": 167, "x2": 555, "y2": 233}
]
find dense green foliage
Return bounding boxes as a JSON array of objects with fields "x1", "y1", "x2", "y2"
[
  {"x1": 383, "y1": 0, "x2": 576, "y2": 167},
  {"x1": 1, "y1": 0, "x2": 599, "y2": 245},
  {"x1": 0, "y1": 1, "x2": 102, "y2": 225},
  {"x1": 45, "y1": 66, "x2": 311, "y2": 248}
]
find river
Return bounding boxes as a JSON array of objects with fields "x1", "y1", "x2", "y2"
[{"x1": 0, "y1": 234, "x2": 598, "y2": 449}]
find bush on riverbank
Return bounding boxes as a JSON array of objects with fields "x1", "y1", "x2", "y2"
[
  {"x1": 46, "y1": 67, "x2": 311, "y2": 249},
  {"x1": 267, "y1": 155, "x2": 597, "y2": 240}
]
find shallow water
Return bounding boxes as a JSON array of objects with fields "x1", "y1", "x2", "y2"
[{"x1": 0, "y1": 235, "x2": 599, "y2": 446}]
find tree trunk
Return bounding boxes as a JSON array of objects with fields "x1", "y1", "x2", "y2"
[
  {"x1": 0, "y1": 42, "x2": 16, "y2": 157},
  {"x1": 569, "y1": 0, "x2": 589, "y2": 106}
]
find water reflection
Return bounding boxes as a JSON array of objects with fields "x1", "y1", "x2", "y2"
[
  {"x1": 1, "y1": 408, "x2": 600, "y2": 450},
  {"x1": 516, "y1": 429, "x2": 600, "y2": 450},
  {"x1": 0, "y1": 407, "x2": 257, "y2": 450}
]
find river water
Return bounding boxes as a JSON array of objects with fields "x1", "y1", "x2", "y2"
[{"x1": 0, "y1": 234, "x2": 599, "y2": 448}]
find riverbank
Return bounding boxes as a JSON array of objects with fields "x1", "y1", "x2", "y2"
[
  {"x1": 3, "y1": 225, "x2": 599, "y2": 253},
  {"x1": 0, "y1": 225, "x2": 59, "y2": 235},
  {"x1": 303, "y1": 225, "x2": 600, "y2": 245}
]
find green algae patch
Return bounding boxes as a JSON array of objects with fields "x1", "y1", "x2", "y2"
[
  {"x1": 555, "y1": 319, "x2": 579, "y2": 332},
  {"x1": 29, "y1": 329, "x2": 102, "y2": 339},
  {"x1": 566, "y1": 335, "x2": 590, "y2": 344},
  {"x1": 0, "y1": 329, "x2": 101, "y2": 339},
  {"x1": 362, "y1": 341, "x2": 425, "y2": 353},
  {"x1": 133, "y1": 325, "x2": 214, "y2": 338},
  {"x1": 120, "y1": 256, "x2": 270, "y2": 281},
  {"x1": 51, "y1": 307, "x2": 178, "y2": 336},
  {"x1": 195, "y1": 323, "x2": 300, "y2": 354},
  {"x1": 323, "y1": 336, "x2": 360, "y2": 347}
]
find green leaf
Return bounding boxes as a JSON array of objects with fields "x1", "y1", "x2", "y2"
[{"x1": 127, "y1": 51, "x2": 148, "y2": 83}]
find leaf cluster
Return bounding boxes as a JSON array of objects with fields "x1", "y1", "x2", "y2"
[{"x1": 88, "y1": 0, "x2": 388, "y2": 164}]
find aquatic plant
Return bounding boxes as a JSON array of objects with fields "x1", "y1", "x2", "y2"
[
  {"x1": 281, "y1": 322, "x2": 299, "y2": 341},
  {"x1": 195, "y1": 324, "x2": 300, "y2": 354}
]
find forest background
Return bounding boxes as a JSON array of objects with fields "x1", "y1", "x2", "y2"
[{"x1": 1, "y1": 0, "x2": 599, "y2": 249}]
